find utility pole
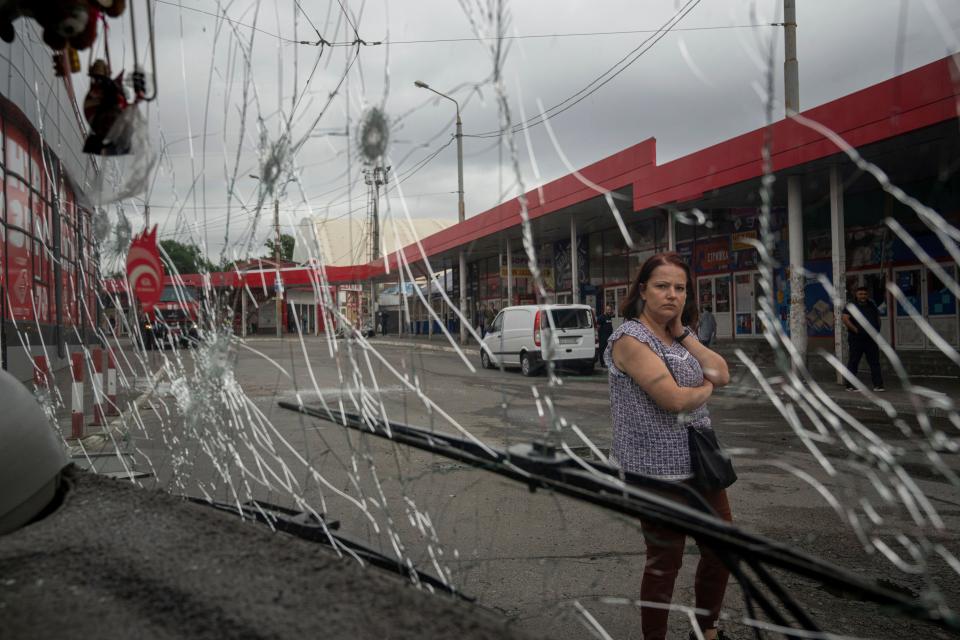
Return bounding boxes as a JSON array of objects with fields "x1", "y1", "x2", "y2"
[
  {"x1": 784, "y1": 0, "x2": 806, "y2": 362},
  {"x1": 784, "y1": 0, "x2": 799, "y2": 115},
  {"x1": 364, "y1": 165, "x2": 390, "y2": 335},
  {"x1": 274, "y1": 198, "x2": 282, "y2": 339},
  {"x1": 364, "y1": 165, "x2": 390, "y2": 262}
]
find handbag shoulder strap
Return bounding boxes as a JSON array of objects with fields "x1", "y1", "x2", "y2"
[{"x1": 645, "y1": 330, "x2": 678, "y2": 384}]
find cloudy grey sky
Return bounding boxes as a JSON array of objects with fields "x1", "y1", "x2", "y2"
[{"x1": 87, "y1": 0, "x2": 960, "y2": 261}]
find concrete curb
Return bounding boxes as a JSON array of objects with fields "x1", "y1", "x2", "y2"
[
  {"x1": 274, "y1": 336, "x2": 955, "y2": 419},
  {"x1": 366, "y1": 338, "x2": 465, "y2": 354},
  {"x1": 715, "y1": 383, "x2": 954, "y2": 419}
]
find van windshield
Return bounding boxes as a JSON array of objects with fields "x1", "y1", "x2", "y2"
[{"x1": 548, "y1": 308, "x2": 592, "y2": 329}]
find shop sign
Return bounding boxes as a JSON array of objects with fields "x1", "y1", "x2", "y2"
[
  {"x1": 694, "y1": 238, "x2": 730, "y2": 273},
  {"x1": 126, "y1": 226, "x2": 165, "y2": 311}
]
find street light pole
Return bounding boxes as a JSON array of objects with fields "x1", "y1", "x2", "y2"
[{"x1": 415, "y1": 80, "x2": 468, "y2": 344}]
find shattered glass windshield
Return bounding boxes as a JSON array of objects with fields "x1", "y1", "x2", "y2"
[{"x1": 3, "y1": 1, "x2": 960, "y2": 638}]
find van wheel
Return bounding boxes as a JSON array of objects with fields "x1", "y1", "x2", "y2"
[
  {"x1": 480, "y1": 350, "x2": 492, "y2": 370},
  {"x1": 520, "y1": 352, "x2": 537, "y2": 377}
]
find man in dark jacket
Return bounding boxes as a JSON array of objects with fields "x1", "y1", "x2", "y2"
[
  {"x1": 596, "y1": 304, "x2": 614, "y2": 366},
  {"x1": 842, "y1": 286, "x2": 885, "y2": 391}
]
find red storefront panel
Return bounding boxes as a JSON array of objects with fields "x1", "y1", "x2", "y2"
[
  {"x1": 0, "y1": 187, "x2": 4, "y2": 291},
  {"x1": 34, "y1": 284, "x2": 49, "y2": 323},
  {"x1": 61, "y1": 220, "x2": 75, "y2": 262},
  {"x1": 62, "y1": 262, "x2": 76, "y2": 325},
  {"x1": 4, "y1": 122, "x2": 29, "y2": 180},
  {"x1": 6, "y1": 227, "x2": 32, "y2": 320},
  {"x1": 5, "y1": 176, "x2": 32, "y2": 320}
]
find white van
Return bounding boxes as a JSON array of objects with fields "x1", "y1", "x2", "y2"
[{"x1": 480, "y1": 304, "x2": 598, "y2": 376}]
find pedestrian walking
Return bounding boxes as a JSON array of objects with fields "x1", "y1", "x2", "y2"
[
  {"x1": 842, "y1": 286, "x2": 885, "y2": 391},
  {"x1": 596, "y1": 304, "x2": 614, "y2": 366},
  {"x1": 482, "y1": 303, "x2": 494, "y2": 334},
  {"x1": 698, "y1": 305, "x2": 717, "y2": 347},
  {"x1": 604, "y1": 251, "x2": 734, "y2": 640}
]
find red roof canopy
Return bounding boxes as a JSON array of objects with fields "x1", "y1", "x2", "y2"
[{"x1": 103, "y1": 55, "x2": 958, "y2": 291}]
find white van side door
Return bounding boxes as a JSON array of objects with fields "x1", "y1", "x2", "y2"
[
  {"x1": 485, "y1": 311, "x2": 505, "y2": 364},
  {"x1": 502, "y1": 308, "x2": 531, "y2": 365}
]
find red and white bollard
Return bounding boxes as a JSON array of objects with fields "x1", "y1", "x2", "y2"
[
  {"x1": 106, "y1": 349, "x2": 119, "y2": 417},
  {"x1": 91, "y1": 348, "x2": 105, "y2": 427},
  {"x1": 33, "y1": 355, "x2": 51, "y2": 391},
  {"x1": 70, "y1": 352, "x2": 84, "y2": 439}
]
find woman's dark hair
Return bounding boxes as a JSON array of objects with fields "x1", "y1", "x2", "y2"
[{"x1": 619, "y1": 251, "x2": 699, "y2": 327}]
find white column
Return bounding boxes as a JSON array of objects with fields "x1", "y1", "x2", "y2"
[
  {"x1": 428, "y1": 273, "x2": 434, "y2": 339},
  {"x1": 241, "y1": 289, "x2": 247, "y2": 338},
  {"x1": 788, "y1": 175, "x2": 806, "y2": 360},
  {"x1": 570, "y1": 216, "x2": 579, "y2": 304},
  {"x1": 506, "y1": 242, "x2": 514, "y2": 306},
  {"x1": 666, "y1": 209, "x2": 676, "y2": 252},
  {"x1": 830, "y1": 165, "x2": 847, "y2": 383},
  {"x1": 369, "y1": 281, "x2": 376, "y2": 339},
  {"x1": 498, "y1": 249, "x2": 504, "y2": 306}
]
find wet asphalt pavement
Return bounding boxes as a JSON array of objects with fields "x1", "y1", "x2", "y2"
[{"x1": 80, "y1": 335, "x2": 960, "y2": 639}]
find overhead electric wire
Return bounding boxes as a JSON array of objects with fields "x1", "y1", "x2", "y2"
[
  {"x1": 465, "y1": 0, "x2": 703, "y2": 140},
  {"x1": 386, "y1": 23, "x2": 775, "y2": 45},
  {"x1": 154, "y1": 0, "x2": 300, "y2": 42},
  {"x1": 292, "y1": 0, "x2": 327, "y2": 44},
  {"x1": 154, "y1": 0, "x2": 374, "y2": 46},
  {"x1": 155, "y1": 1, "x2": 769, "y2": 48},
  {"x1": 158, "y1": 136, "x2": 457, "y2": 241}
]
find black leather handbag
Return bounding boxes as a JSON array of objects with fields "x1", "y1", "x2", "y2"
[
  {"x1": 687, "y1": 424, "x2": 737, "y2": 491},
  {"x1": 655, "y1": 339, "x2": 737, "y2": 491}
]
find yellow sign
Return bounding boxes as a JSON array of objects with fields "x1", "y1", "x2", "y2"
[
  {"x1": 500, "y1": 265, "x2": 552, "y2": 278},
  {"x1": 732, "y1": 230, "x2": 759, "y2": 251}
]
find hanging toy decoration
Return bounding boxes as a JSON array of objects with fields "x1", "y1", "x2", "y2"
[
  {"x1": 82, "y1": 58, "x2": 132, "y2": 155},
  {"x1": 77, "y1": 0, "x2": 157, "y2": 157},
  {"x1": 0, "y1": 1, "x2": 125, "y2": 49},
  {"x1": 126, "y1": 225, "x2": 164, "y2": 312}
]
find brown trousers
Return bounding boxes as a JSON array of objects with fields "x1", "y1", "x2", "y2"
[{"x1": 640, "y1": 486, "x2": 733, "y2": 640}]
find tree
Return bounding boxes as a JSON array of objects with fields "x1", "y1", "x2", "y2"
[
  {"x1": 159, "y1": 240, "x2": 213, "y2": 275},
  {"x1": 264, "y1": 234, "x2": 296, "y2": 262}
]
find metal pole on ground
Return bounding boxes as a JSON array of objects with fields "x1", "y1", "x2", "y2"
[
  {"x1": 32, "y1": 355, "x2": 50, "y2": 391},
  {"x1": 70, "y1": 352, "x2": 84, "y2": 439},
  {"x1": 106, "y1": 349, "x2": 119, "y2": 416},
  {"x1": 91, "y1": 348, "x2": 105, "y2": 427}
]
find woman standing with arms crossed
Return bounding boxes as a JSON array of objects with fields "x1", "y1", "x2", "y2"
[{"x1": 604, "y1": 252, "x2": 733, "y2": 640}]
